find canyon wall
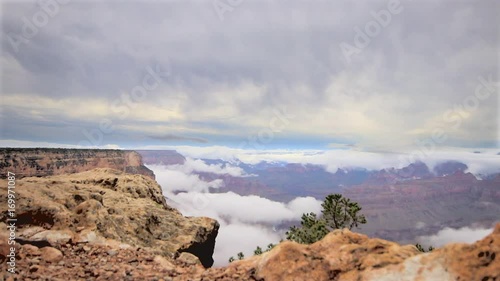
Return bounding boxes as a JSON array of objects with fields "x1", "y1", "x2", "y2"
[{"x1": 0, "y1": 148, "x2": 155, "y2": 179}]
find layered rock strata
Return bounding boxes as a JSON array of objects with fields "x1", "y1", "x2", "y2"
[{"x1": 0, "y1": 148, "x2": 155, "y2": 179}]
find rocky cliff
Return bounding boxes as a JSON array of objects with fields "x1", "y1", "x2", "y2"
[
  {"x1": 0, "y1": 148, "x2": 155, "y2": 179},
  {"x1": 0, "y1": 168, "x2": 219, "y2": 276},
  {"x1": 342, "y1": 171, "x2": 500, "y2": 243}
]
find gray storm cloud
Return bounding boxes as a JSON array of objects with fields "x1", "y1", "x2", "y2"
[{"x1": 0, "y1": 0, "x2": 497, "y2": 149}]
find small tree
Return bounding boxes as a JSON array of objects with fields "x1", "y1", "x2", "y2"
[
  {"x1": 237, "y1": 252, "x2": 245, "y2": 260},
  {"x1": 286, "y1": 194, "x2": 367, "y2": 244},
  {"x1": 229, "y1": 243, "x2": 278, "y2": 262},
  {"x1": 322, "y1": 194, "x2": 367, "y2": 230},
  {"x1": 254, "y1": 246, "x2": 263, "y2": 255},
  {"x1": 415, "y1": 244, "x2": 434, "y2": 252},
  {"x1": 286, "y1": 212, "x2": 329, "y2": 244}
]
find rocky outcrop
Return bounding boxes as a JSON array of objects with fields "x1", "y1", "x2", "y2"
[
  {"x1": 0, "y1": 168, "x2": 219, "y2": 270},
  {"x1": 187, "y1": 224, "x2": 499, "y2": 281},
  {"x1": 0, "y1": 148, "x2": 155, "y2": 179}
]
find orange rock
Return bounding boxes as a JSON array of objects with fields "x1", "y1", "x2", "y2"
[
  {"x1": 153, "y1": 255, "x2": 175, "y2": 271},
  {"x1": 181, "y1": 224, "x2": 500, "y2": 281},
  {"x1": 40, "y1": 247, "x2": 63, "y2": 263},
  {"x1": 21, "y1": 244, "x2": 41, "y2": 257}
]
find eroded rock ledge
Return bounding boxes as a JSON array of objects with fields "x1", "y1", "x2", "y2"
[
  {"x1": 0, "y1": 148, "x2": 155, "y2": 179},
  {"x1": 0, "y1": 168, "x2": 219, "y2": 273},
  {"x1": 190, "y1": 225, "x2": 499, "y2": 281}
]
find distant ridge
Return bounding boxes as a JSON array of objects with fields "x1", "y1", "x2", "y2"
[
  {"x1": 136, "y1": 150, "x2": 186, "y2": 166},
  {"x1": 0, "y1": 148, "x2": 155, "y2": 179}
]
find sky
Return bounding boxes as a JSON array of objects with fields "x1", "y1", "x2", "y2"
[{"x1": 0, "y1": 0, "x2": 498, "y2": 152}]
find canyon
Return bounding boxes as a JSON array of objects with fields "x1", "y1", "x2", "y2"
[
  {"x1": 139, "y1": 150, "x2": 500, "y2": 244},
  {"x1": 0, "y1": 148, "x2": 498, "y2": 280}
]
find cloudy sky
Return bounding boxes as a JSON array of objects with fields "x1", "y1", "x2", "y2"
[{"x1": 0, "y1": 0, "x2": 498, "y2": 151}]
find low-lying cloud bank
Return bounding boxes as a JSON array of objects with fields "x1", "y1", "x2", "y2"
[
  {"x1": 148, "y1": 163, "x2": 322, "y2": 266},
  {"x1": 142, "y1": 145, "x2": 500, "y2": 176},
  {"x1": 417, "y1": 225, "x2": 495, "y2": 248},
  {"x1": 165, "y1": 157, "x2": 248, "y2": 177},
  {"x1": 149, "y1": 158, "x2": 250, "y2": 193}
]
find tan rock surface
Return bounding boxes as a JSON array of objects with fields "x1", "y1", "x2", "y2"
[
  {"x1": 0, "y1": 239, "x2": 206, "y2": 280},
  {"x1": 186, "y1": 224, "x2": 499, "y2": 281},
  {"x1": 40, "y1": 247, "x2": 63, "y2": 263},
  {"x1": 0, "y1": 168, "x2": 219, "y2": 268}
]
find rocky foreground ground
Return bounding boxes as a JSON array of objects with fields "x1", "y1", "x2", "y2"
[
  {"x1": 0, "y1": 168, "x2": 498, "y2": 280},
  {"x1": 0, "y1": 222, "x2": 498, "y2": 280},
  {"x1": 199, "y1": 225, "x2": 499, "y2": 281}
]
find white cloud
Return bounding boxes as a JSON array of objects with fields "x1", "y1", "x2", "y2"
[
  {"x1": 148, "y1": 164, "x2": 223, "y2": 192},
  {"x1": 145, "y1": 145, "x2": 500, "y2": 175},
  {"x1": 287, "y1": 196, "x2": 323, "y2": 217},
  {"x1": 169, "y1": 191, "x2": 321, "y2": 225},
  {"x1": 417, "y1": 225, "x2": 494, "y2": 248},
  {"x1": 213, "y1": 223, "x2": 281, "y2": 267},
  {"x1": 166, "y1": 157, "x2": 247, "y2": 177}
]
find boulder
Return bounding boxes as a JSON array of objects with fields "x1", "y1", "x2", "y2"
[
  {"x1": 40, "y1": 247, "x2": 63, "y2": 263},
  {"x1": 177, "y1": 252, "x2": 201, "y2": 266}
]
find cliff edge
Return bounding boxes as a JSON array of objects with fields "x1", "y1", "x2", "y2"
[{"x1": 0, "y1": 168, "x2": 219, "y2": 279}]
